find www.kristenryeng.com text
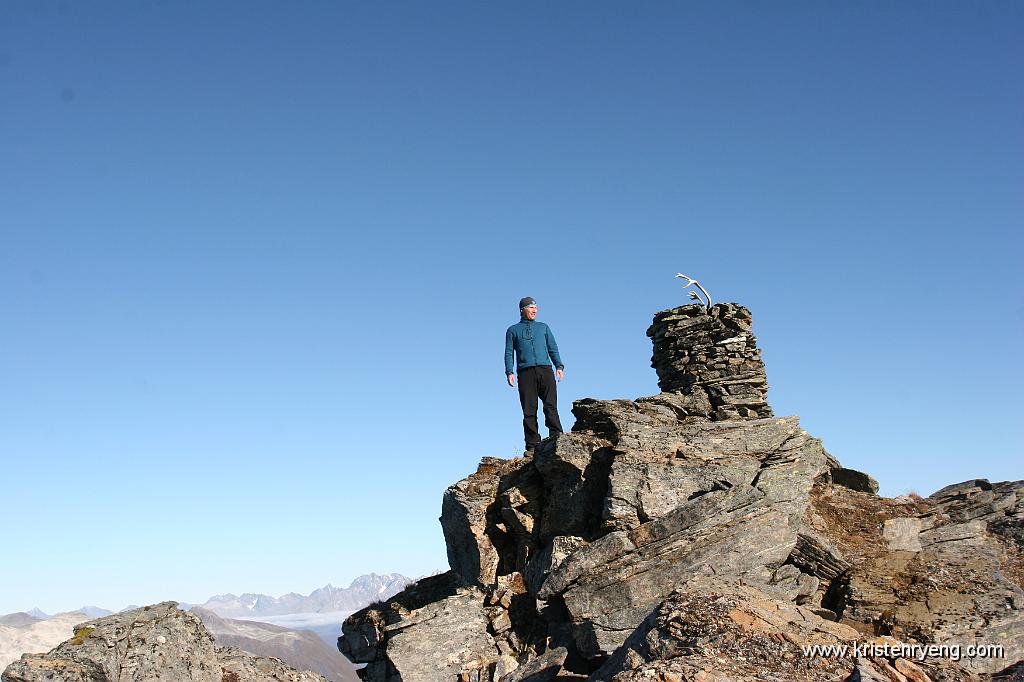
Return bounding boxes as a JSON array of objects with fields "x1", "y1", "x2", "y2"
[{"x1": 801, "y1": 641, "x2": 1005, "y2": 662}]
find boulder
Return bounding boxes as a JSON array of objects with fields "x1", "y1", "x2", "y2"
[
  {"x1": 495, "y1": 647, "x2": 566, "y2": 682},
  {"x1": 442, "y1": 457, "x2": 524, "y2": 586},
  {"x1": 882, "y1": 517, "x2": 923, "y2": 552},
  {"x1": 832, "y1": 467, "x2": 881, "y2": 494},
  {"x1": 340, "y1": 572, "x2": 500, "y2": 682}
]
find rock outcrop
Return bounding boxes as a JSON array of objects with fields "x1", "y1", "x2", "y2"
[
  {"x1": 340, "y1": 302, "x2": 1023, "y2": 681},
  {"x1": 2, "y1": 602, "x2": 328, "y2": 681}
]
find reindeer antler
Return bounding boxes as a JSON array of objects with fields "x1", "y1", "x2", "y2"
[{"x1": 675, "y1": 273, "x2": 712, "y2": 309}]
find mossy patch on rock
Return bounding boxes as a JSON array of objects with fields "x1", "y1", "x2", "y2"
[{"x1": 69, "y1": 626, "x2": 94, "y2": 645}]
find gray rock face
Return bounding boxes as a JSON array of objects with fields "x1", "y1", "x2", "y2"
[
  {"x1": 340, "y1": 572, "x2": 501, "y2": 682},
  {"x1": 1, "y1": 602, "x2": 326, "y2": 682},
  {"x1": 523, "y1": 536, "x2": 587, "y2": 596},
  {"x1": 532, "y1": 411, "x2": 834, "y2": 658},
  {"x1": 375, "y1": 590, "x2": 496, "y2": 682},
  {"x1": 338, "y1": 302, "x2": 1023, "y2": 681},
  {"x1": 533, "y1": 435, "x2": 613, "y2": 542},
  {"x1": 441, "y1": 457, "x2": 522, "y2": 586}
]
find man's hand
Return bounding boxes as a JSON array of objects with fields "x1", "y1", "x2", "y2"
[
  {"x1": 556, "y1": 369, "x2": 565, "y2": 382},
  {"x1": 507, "y1": 374, "x2": 516, "y2": 387}
]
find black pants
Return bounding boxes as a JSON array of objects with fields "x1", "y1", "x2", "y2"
[{"x1": 517, "y1": 366, "x2": 563, "y2": 448}]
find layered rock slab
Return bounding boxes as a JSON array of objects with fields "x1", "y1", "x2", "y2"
[
  {"x1": 529, "y1": 404, "x2": 834, "y2": 659},
  {"x1": 340, "y1": 572, "x2": 501, "y2": 682},
  {"x1": 589, "y1": 578, "x2": 861, "y2": 681}
]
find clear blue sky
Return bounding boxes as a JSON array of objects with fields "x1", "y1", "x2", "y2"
[{"x1": 1, "y1": 1, "x2": 1021, "y2": 615}]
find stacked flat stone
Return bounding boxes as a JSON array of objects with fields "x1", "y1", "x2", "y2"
[{"x1": 646, "y1": 302, "x2": 773, "y2": 420}]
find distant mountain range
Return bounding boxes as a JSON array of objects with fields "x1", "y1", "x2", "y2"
[
  {"x1": 15, "y1": 606, "x2": 110, "y2": 622},
  {"x1": 14, "y1": 573, "x2": 413, "y2": 622},
  {"x1": 193, "y1": 572, "x2": 412, "y2": 618}
]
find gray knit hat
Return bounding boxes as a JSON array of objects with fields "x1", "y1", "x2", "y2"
[{"x1": 519, "y1": 297, "x2": 537, "y2": 310}]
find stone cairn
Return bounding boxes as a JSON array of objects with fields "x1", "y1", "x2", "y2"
[{"x1": 647, "y1": 302, "x2": 773, "y2": 420}]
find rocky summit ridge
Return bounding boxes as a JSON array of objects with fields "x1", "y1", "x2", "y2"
[{"x1": 340, "y1": 303, "x2": 1023, "y2": 682}]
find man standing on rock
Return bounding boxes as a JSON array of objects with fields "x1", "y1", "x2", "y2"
[{"x1": 505, "y1": 297, "x2": 565, "y2": 454}]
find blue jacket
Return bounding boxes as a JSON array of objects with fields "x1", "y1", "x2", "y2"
[{"x1": 505, "y1": 318, "x2": 564, "y2": 375}]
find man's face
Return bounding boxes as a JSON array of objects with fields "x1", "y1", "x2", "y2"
[{"x1": 523, "y1": 305, "x2": 538, "y2": 320}]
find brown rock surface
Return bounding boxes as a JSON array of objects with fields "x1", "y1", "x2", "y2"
[
  {"x1": 589, "y1": 578, "x2": 860, "y2": 681},
  {"x1": 806, "y1": 481, "x2": 1023, "y2": 674}
]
